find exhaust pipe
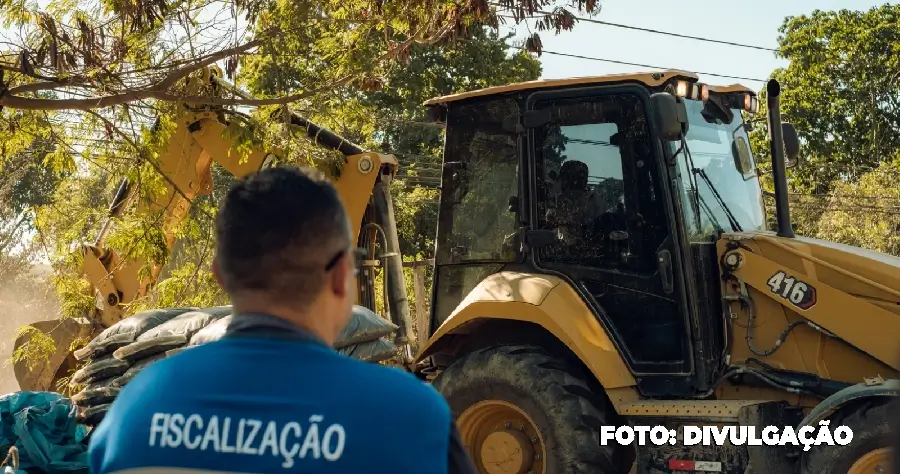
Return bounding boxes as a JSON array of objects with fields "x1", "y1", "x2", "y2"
[{"x1": 766, "y1": 79, "x2": 794, "y2": 239}]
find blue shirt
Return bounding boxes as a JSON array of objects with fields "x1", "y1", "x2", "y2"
[{"x1": 88, "y1": 314, "x2": 474, "y2": 474}]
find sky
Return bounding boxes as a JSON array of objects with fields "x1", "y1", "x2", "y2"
[
  {"x1": 10, "y1": 0, "x2": 888, "y2": 95},
  {"x1": 501, "y1": 0, "x2": 888, "y2": 91}
]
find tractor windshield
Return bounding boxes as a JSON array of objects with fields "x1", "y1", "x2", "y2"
[{"x1": 675, "y1": 98, "x2": 766, "y2": 241}]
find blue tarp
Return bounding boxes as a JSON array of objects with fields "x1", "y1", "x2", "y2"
[{"x1": 0, "y1": 392, "x2": 88, "y2": 474}]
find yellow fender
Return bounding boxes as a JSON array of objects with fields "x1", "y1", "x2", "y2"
[{"x1": 415, "y1": 271, "x2": 636, "y2": 390}]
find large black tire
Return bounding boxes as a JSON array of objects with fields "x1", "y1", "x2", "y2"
[
  {"x1": 803, "y1": 398, "x2": 894, "y2": 474},
  {"x1": 71, "y1": 305, "x2": 398, "y2": 427},
  {"x1": 432, "y1": 344, "x2": 632, "y2": 474}
]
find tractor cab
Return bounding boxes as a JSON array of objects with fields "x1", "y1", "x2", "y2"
[
  {"x1": 417, "y1": 72, "x2": 900, "y2": 474},
  {"x1": 421, "y1": 71, "x2": 793, "y2": 397}
]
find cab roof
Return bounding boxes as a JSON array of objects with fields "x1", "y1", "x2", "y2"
[{"x1": 423, "y1": 69, "x2": 756, "y2": 106}]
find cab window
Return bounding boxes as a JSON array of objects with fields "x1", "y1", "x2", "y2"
[{"x1": 534, "y1": 93, "x2": 665, "y2": 273}]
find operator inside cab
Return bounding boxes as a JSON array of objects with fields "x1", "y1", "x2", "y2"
[{"x1": 88, "y1": 166, "x2": 477, "y2": 474}]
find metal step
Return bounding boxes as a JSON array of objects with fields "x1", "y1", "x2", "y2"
[{"x1": 618, "y1": 399, "x2": 771, "y2": 422}]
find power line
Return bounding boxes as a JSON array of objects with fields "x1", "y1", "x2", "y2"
[
  {"x1": 444, "y1": 33, "x2": 772, "y2": 84},
  {"x1": 527, "y1": 49, "x2": 768, "y2": 83},
  {"x1": 560, "y1": 14, "x2": 778, "y2": 52},
  {"x1": 490, "y1": 2, "x2": 779, "y2": 52}
]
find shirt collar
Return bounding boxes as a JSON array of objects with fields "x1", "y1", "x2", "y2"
[{"x1": 223, "y1": 312, "x2": 329, "y2": 348}]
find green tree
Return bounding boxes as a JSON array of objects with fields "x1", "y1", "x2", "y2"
[
  {"x1": 244, "y1": 26, "x2": 540, "y2": 258},
  {"x1": 0, "y1": 0, "x2": 588, "y2": 292},
  {"x1": 1, "y1": 0, "x2": 553, "y2": 342},
  {"x1": 0, "y1": 0, "x2": 588, "y2": 110},
  {"x1": 770, "y1": 5, "x2": 900, "y2": 193},
  {"x1": 749, "y1": 5, "x2": 900, "y2": 245},
  {"x1": 0, "y1": 113, "x2": 66, "y2": 331},
  {"x1": 0, "y1": 0, "x2": 594, "y2": 268},
  {"x1": 244, "y1": 25, "x2": 540, "y2": 324},
  {"x1": 814, "y1": 156, "x2": 900, "y2": 256}
]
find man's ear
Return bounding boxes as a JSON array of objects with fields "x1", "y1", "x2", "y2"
[
  {"x1": 329, "y1": 252, "x2": 351, "y2": 297},
  {"x1": 211, "y1": 254, "x2": 226, "y2": 288}
]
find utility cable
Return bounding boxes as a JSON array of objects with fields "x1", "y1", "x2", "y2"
[
  {"x1": 519, "y1": 48, "x2": 768, "y2": 83},
  {"x1": 489, "y1": 2, "x2": 778, "y2": 52},
  {"x1": 536, "y1": 11, "x2": 778, "y2": 52}
]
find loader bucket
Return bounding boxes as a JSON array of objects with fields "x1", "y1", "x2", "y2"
[{"x1": 13, "y1": 318, "x2": 99, "y2": 392}]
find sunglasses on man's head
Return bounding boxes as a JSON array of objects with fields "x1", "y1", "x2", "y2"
[{"x1": 325, "y1": 247, "x2": 367, "y2": 275}]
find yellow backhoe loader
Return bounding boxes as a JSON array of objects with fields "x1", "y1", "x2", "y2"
[
  {"x1": 13, "y1": 65, "x2": 416, "y2": 393},
  {"x1": 18, "y1": 66, "x2": 900, "y2": 474},
  {"x1": 414, "y1": 72, "x2": 900, "y2": 474}
]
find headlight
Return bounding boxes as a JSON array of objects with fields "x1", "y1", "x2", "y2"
[
  {"x1": 673, "y1": 80, "x2": 708, "y2": 102},
  {"x1": 730, "y1": 92, "x2": 759, "y2": 114}
]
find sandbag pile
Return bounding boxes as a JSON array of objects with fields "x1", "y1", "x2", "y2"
[
  {"x1": 334, "y1": 306, "x2": 400, "y2": 362},
  {"x1": 69, "y1": 305, "x2": 399, "y2": 427}
]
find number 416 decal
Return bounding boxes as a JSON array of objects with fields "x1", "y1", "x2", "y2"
[{"x1": 766, "y1": 270, "x2": 817, "y2": 310}]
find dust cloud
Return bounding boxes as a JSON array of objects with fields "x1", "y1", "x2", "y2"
[{"x1": 0, "y1": 264, "x2": 58, "y2": 395}]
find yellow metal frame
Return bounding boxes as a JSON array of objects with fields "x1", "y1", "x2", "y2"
[
  {"x1": 415, "y1": 272, "x2": 636, "y2": 392},
  {"x1": 335, "y1": 152, "x2": 397, "y2": 240},
  {"x1": 83, "y1": 118, "x2": 397, "y2": 329},
  {"x1": 81, "y1": 110, "x2": 280, "y2": 328},
  {"x1": 722, "y1": 235, "x2": 900, "y2": 371},
  {"x1": 708, "y1": 84, "x2": 756, "y2": 94},
  {"x1": 424, "y1": 69, "x2": 700, "y2": 105}
]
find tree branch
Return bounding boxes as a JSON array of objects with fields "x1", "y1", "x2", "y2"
[
  {"x1": 0, "y1": 212, "x2": 29, "y2": 254},
  {"x1": 0, "y1": 63, "x2": 76, "y2": 83},
  {"x1": 156, "y1": 36, "x2": 266, "y2": 89},
  {"x1": 154, "y1": 91, "x2": 306, "y2": 106},
  {"x1": 1, "y1": 89, "x2": 159, "y2": 110},
  {"x1": 0, "y1": 26, "x2": 425, "y2": 111},
  {"x1": 0, "y1": 37, "x2": 266, "y2": 110},
  {"x1": 7, "y1": 80, "x2": 78, "y2": 95},
  {"x1": 0, "y1": 33, "x2": 271, "y2": 110}
]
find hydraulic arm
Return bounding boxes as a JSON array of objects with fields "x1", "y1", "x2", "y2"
[
  {"x1": 82, "y1": 109, "x2": 278, "y2": 328},
  {"x1": 14, "y1": 66, "x2": 414, "y2": 392}
]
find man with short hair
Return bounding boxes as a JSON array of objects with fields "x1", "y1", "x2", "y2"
[{"x1": 89, "y1": 166, "x2": 477, "y2": 474}]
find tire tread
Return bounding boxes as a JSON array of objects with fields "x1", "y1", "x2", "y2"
[{"x1": 433, "y1": 344, "x2": 632, "y2": 473}]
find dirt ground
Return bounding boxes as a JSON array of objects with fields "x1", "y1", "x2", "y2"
[{"x1": 0, "y1": 264, "x2": 58, "y2": 394}]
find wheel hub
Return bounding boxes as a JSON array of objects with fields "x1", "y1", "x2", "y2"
[
  {"x1": 457, "y1": 400, "x2": 547, "y2": 474},
  {"x1": 848, "y1": 447, "x2": 892, "y2": 474},
  {"x1": 481, "y1": 429, "x2": 534, "y2": 474}
]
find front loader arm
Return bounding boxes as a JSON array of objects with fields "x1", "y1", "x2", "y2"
[
  {"x1": 16, "y1": 66, "x2": 413, "y2": 392},
  {"x1": 82, "y1": 110, "x2": 277, "y2": 328},
  {"x1": 15, "y1": 103, "x2": 278, "y2": 391},
  {"x1": 717, "y1": 234, "x2": 900, "y2": 392},
  {"x1": 90, "y1": 82, "x2": 407, "y2": 321}
]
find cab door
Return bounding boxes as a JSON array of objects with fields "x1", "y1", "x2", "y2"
[
  {"x1": 429, "y1": 95, "x2": 525, "y2": 334},
  {"x1": 525, "y1": 85, "x2": 697, "y2": 394}
]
